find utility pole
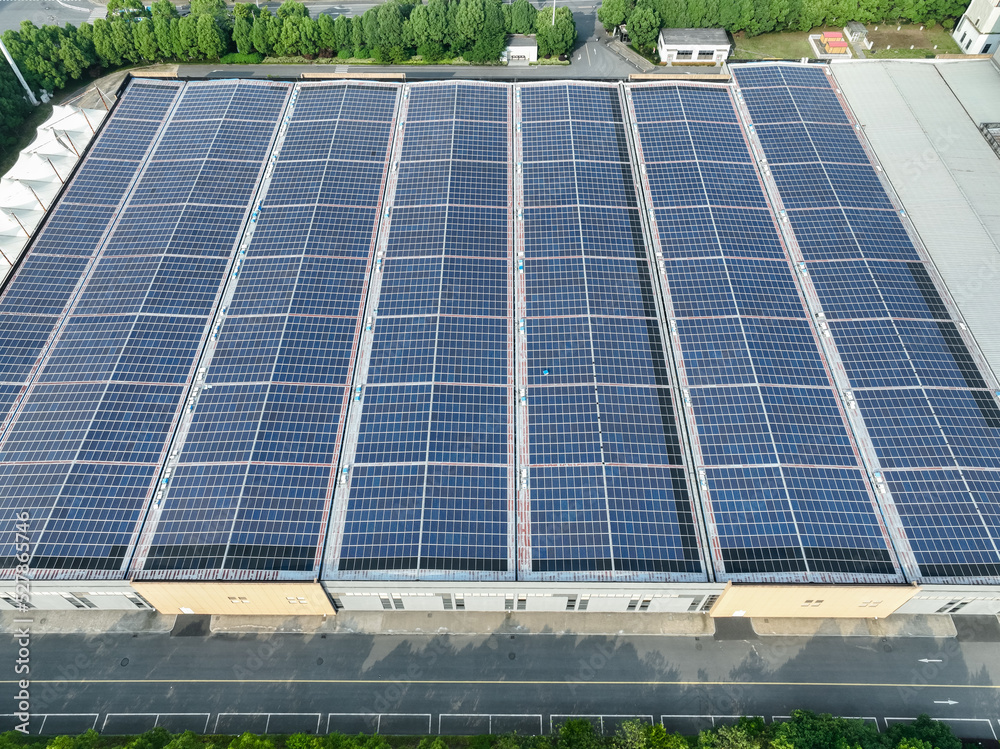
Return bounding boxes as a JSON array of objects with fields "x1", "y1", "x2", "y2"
[{"x1": 0, "y1": 38, "x2": 39, "y2": 107}]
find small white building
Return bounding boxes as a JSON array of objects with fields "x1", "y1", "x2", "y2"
[
  {"x1": 506, "y1": 34, "x2": 538, "y2": 65},
  {"x1": 952, "y1": 0, "x2": 1000, "y2": 55},
  {"x1": 657, "y1": 28, "x2": 730, "y2": 64}
]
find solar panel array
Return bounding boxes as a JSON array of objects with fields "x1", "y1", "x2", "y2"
[
  {"x1": 2, "y1": 72, "x2": 998, "y2": 588},
  {"x1": 516, "y1": 84, "x2": 704, "y2": 578},
  {"x1": 134, "y1": 83, "x2": 398, "y2": 577},
  {"x1": 627, "y1": 82, "x2": 901, "y2": 581},
  {"x1": 327, "y1": 83, "x2": 514, "y2": 577},
  {"x1": 0, "y1": 80, "x2": 290, "y2": 575},
  {"x1": 733, "y1": 63, "x2": 1000, "y2": 581}
]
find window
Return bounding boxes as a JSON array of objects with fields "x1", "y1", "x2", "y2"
[
  {"x1": 578, "y1": 595, "x2": 590, "y2": 611},
  {"x1": 332, "y1": 597, "x2": 344, "y2": 611},
  {"x1": 639, "y1": 597, "x2": 652, "y2": 611},
  {"x1": 566, "y1": 595, "x2": 578, "y2": 611},
  {"x1": 961, "y1": 32, "x2": 967, "y2": 42},
  {"x1": 391, "y1": 595, "x2": 404, "y2": 610},
  {"x1": 626, "y1": 597, "x2": 639, "y2": 611},
  {"x1": 454, "y1": 594, "x2": 465, "y2": 611},
  {"x1": 801, "y1": 599, "x2": 824, "y2": 607},
  {"x1": 983, "y1": 43, "x2": 993, "y2": 54},
  {"x1": 505, "y1": 595, "x2": 514, "y2": 611},
  {"x1": 966, "y1": 38, "x2": 973, "y2": 49},
  {"x1": 698, "y1": 50, "x2": 715, "y2": 59},
  {"x1": 441, "y1": 593, "x2": 453, "y2": 610},
  {"x1": 676, "y1": 49, "x2": 693, "y2": 59},
  {"x1": 286, "y1": 596, "x2": 308, "y2": 605},
  {"x1": 517, "y1": 595, "x2": 527, "y2": 611},
  {"x1": 229, "y1": 596, "x2": 250, "y2": 604},
  {"x1": 379, "y1": 595, "x2": 393, "y2": 610}
]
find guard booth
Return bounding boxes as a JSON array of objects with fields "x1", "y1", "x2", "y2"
[
  {"x1": 657, "y1": 28, "x2": 730, "y2": 64},
  {"x1": 506, "y1": 35, "x2": 538, "y2": 65}
]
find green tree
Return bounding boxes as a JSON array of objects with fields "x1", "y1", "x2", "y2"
[
  {"x1": 134, "y1": 17, "x2": 161, "y2": 59},
  {"x1": 657, "y1": 0, "x2": 689, "y2": 27},
  {"x1": 163, "y1": 732, "x2": 209, "y2": 749},
  {"x1": 698, "y1": 718, "x2": 769, "y2": 749},
  {"x1": 277, "y1": 0, "x2": 309, "y2": 19},
  {"x1": 228, "y1": 734, "x2": 273, "y2": 749},
  {"x1": 556, "y1": 720, "x2": 603, "y2": 749},
  {"x1": 334, "y1": 14, "x2": 350, "y2": 48},
  {"x1": 455, "y1": 0, "x2": 486, "y2": 48},
  {"x1": 177, "y1": 14, "x2": 200, "y2": 58},
  {"x1": 643, "y1": 725, "x2": 687, "y2": 749},
  {"x1": 885, "y1": 715, "x2": 961, "y2": 749},
  {"x1": 376, "y1": 1, "x2": 405, "y2": 55},
  {"x1": 190, "y1": 0, "x2": 231, "y2": 29},
  {"x1": 126, "y1": 728, "x2": 172, "y2": 749},
  {"x1": 197, "y1": 12, "x2": 226, "y2": 58},
  {"x1": 317, "y1": 13, "x2": 337, "y2": 52},
  {"x1": 75, "y1": 21, "x2": 100, "y2": 65},
  {"x1": 151, "y1": 0, "x2": 179, "y2": 18},
  {"x1": 110, "y1": 15, "x2": 138, "y2": 62},
  {"x1": 510, "y1": 0, "x2": 537, "y2": 32},
  {"x1": 598, "y1": 0, "x2": 632, "y2": 29},
  {"x1": 350, "y1": 14, "x2": 365, "y2": 52},
  {"x1": 362, "y1": 6, "x2": 380, "y2": 48},
  {"x1": 106, "y1": 0, "x2": 150, "y2": 19},
  {"x1": 536, "y1": 4, "x2": 575, "y2": 55},
  {"x1": 233, "y1": 14, "x2": 254, "y2": 53},
  {"x1": 613, "y1": 720, "x2": 647, "y2": 749},
  {"x1": 153, "y1": 13, "x2": 174, "y2": 55},
  {"x1": 251, "y1": 8, "x2": 274, "y2": 54},
  {"x1": 91, "y1": 18, "x2": 119, "y2": 64}
]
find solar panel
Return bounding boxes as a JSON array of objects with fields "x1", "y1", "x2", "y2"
[
  {"x1": 628, "y1": 80, "x2": 901, "y2": 582},
  {"x1": 137, "y1": 83, "x2": 397, "y2": 577},
  {"x1": 517, "y1": 83, "x2": 704, "y2": 580},
  {"x1": 733, "y1": 62, "x2": 1000, "y2": 582},
  {"x1": 0, "y1": 80, "x2": 185, "y2": 574},
  {"x1": 326, "y1": 82, "x2": 513, "y2": 578}
]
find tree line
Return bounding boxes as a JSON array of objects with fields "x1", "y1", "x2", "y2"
[
  {"x1": 0, "y1": 0, "x2": 574, "y2": 155},
  {"x1": 0, "y1": 0, "x2": 576, "y2": 98},
  {"x1": 0, "y1": 712, "x2": 966, "y2": 749},
  {"x1": 598, "y1": 0, "x2": 966, "y2": 51}
]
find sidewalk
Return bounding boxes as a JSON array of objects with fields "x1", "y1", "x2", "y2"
[
  {"x1": 752, "y1": 614, "x2": 956, "y2": 638},
  {"x1": 606, "y1": 39, "x2": 657, "y2": 72},
  {"x1": 0, "y1": 608, "x2": 969, "y2": 639}
]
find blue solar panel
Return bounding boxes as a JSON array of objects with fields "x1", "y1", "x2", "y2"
[
  {"x1": 631, "y1": 78, "x2": 901, "y2": 581},
  {"x1": 519, "y1": 84, "x2": 702, "y2": 578},
  {"x1": 143, "y1": 83, "x2": 397, "y2": 576},
  {"x1": 0, "y1": 80, "x2": 187, "y2": 569},
  {"x1": 329, "y1": 82, "x2": 511, "y2": 576}
]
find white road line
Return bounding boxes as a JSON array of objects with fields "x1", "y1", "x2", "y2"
[
  {"x1": 885, "y1": 717, "x2": 996, "y2": 740},
  {"x1": 326, "y1": 713, "x2": 377, "y2": 733}
]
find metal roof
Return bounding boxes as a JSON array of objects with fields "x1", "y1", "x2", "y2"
[
  {"x1": 658, "y1": 28, "x2": 730, "y2": 46},
  {"x1": 833, "y1": 60, "x2": 1000, "y2": 382}
]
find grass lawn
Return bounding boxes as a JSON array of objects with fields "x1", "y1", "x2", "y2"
[
  {"x1": 732, "y1": 28, "x2": 818, "y2": 59},
  {"x1": 732, "y1": 22, "x2": 961, "y2": 60},
  {"x1": 0, "y1": 102, "x2": 54, "y2": 177},
  {"x1": 867, "y1": 22, "x2": 961, "y2": 56}
]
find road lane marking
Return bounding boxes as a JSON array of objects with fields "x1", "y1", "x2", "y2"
[{"x1": 6, "y1": 679, "x2": 1000, "y2": 689}]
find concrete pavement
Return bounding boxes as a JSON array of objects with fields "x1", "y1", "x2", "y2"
[{"x1": 3, "y1": 616, "x2": 1000, "y2": 738}]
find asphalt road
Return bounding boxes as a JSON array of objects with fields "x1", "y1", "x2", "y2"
[{"x1": 3, "y1": 616, "x2": 1000, "y2": 739}]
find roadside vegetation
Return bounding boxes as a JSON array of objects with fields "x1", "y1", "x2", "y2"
[
  {"x1": 596, "y1": 0, "x2": 966, "y2": 56},
  {"x1": 0, "y1": 712, "x2": 966, "y2": 749}
]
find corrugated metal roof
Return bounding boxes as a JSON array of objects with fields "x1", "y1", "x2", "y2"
[{"x1": 833, "y1": 61, "x2": 1000, "y2": 381}]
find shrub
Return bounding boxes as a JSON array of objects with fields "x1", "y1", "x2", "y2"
[{"x1": 220, "y1": 51, "x2": 264, "y2": 63}]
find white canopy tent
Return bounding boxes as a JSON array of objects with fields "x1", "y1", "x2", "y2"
[{"x1": 0, "y1": 102, "x2": 109, "y2": 283}]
